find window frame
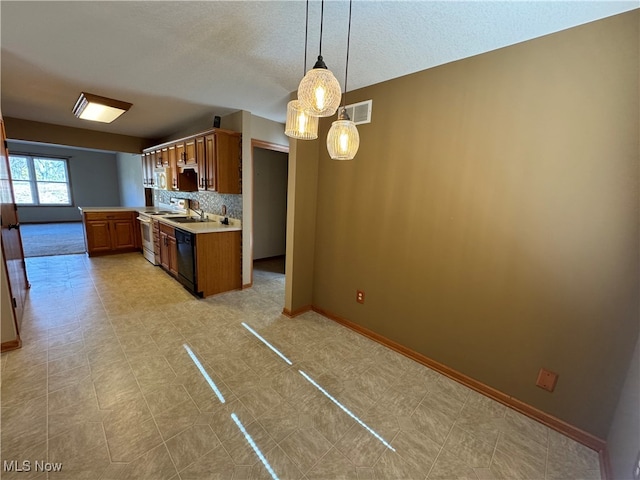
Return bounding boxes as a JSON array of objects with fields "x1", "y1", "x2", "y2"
[{"x1": 9, "y1": 153, "x2": 73, "y2": 206}]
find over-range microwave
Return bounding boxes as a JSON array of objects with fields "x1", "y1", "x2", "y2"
[{"x1": 154, "y1": 167, "x2": 172, "y2": 190}]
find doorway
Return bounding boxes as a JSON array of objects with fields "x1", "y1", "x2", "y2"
[{"x1": 251, "y1": 141, "x2": 288, "y2": 285}]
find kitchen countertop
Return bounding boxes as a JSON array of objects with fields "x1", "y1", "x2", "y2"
[
  {"x1": 157, "y1": 216, "x2": 241, "y2": 234},
  {"x1": 79, "y1": 206, "x2": 149, "y2": 212},
  {"x1": 79, "y1": 206, "x2": 241, "y2": 234}
]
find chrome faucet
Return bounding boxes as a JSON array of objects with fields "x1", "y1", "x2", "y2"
[{"x1": 195, "y1": 208, "x2": 206, "y2": 221}]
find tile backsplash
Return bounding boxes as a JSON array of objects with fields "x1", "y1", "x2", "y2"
[{"x1": 155, "y1": 190, "x2": 242, "y2": 220}]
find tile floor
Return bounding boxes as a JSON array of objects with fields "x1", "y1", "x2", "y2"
[{"x1": 1, "y1": 253, "x2": 602, "y2": 479}]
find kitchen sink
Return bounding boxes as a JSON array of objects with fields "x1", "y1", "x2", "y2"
[{"x1": 163, "y1": 216, "x2": 211, "y2": 223}]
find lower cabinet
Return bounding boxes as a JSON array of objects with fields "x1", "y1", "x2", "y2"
[
  {"x1": 83, "y1": 211, "x2": 140, "y2": 256},
  {"x1": 159, "y1": 223, "x2": 178, "y2": 277},
  {"x1": 154, "y1": 221, "x2": 241, "y2": 297},
  {"x1": 196, "y1": 230, "x2": 241, "y2": 297}
]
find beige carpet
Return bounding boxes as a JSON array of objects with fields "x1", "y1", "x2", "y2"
[{"x1": 20, "y1": 222, "x2": 86, "y2": 257}]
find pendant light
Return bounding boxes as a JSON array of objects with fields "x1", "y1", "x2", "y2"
[
  {"x1": 285, "y1": 100, "x2": 318, "y2": 140},
  {"x1": 297, "y1": 0, "x2": 341, "y2": 117},
  {"x1": 285, "y1": 0, "x2": 318, "y2": 140},
  {"x1": 327, "y1": 0, "x2": 359, "y2": 160}
]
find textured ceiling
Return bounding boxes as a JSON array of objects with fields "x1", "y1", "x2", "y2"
[{"x1": 1, "y1": 1, "x2": 637, "y2": 140}]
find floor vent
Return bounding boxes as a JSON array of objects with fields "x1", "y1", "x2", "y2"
[{"x1": 344, "y1": 99, "x2": 372, "y2": 125}]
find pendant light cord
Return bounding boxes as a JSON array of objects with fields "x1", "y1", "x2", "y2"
[
  {"x1": 304, "y1": 0, "x2": 309, "y2": 74},
  {"x1": 319, "y1": 0, "x2": 324, "y2": 56},
  {"x1": 343, "y1": 0, "x2": 353, "y2": 108}
]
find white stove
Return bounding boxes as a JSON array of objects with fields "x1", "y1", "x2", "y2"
[{"x1": 137, "y1": 199, "x2": 188, "y2": 265}]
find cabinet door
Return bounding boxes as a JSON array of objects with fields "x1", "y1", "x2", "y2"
[
  {"x1": 148, "y1": 154, "x2": 155, "y2": 186},
  {"x1": 215, "y1": 131, "x2": 241, "y2": 194},
  {"x1": 152, "y1": 220, "x2": 161, "y2": 258},
  {"x1": 168, "y1": 145, "x2": 177, "y2": 169},
  {"x1": 168, "y1": 235, "x2": 178, "y2": 276},
  {"x1": 175, "y1": 142, "x2": 186, "y2": 166},
  {"x1": 111, "y1": 219, "x2": 136, "y2": 250},
  {"x1": 141, "y1": 153, "x2": 148, "y2": 186},
  {"x1": 161, "y1": 147, "x2": 170, "y2": 167},
  {"x1": 204, "y1": 133, "x2": 216, "y2": 190},
  {"x1": 86, "y1": 220, "x2": 111, "y2": 253},
  {"x1": 154, "y1": 149, "x2": 163, "y2": 168},
  {"x1": 185, "y1": 138, "x2": 197, "y2": 165},
  {"x1": 159, "y1": 231, "x2": 169, "y2": 270},
  {"x1": 196, "y1": 136, "x2": 207, "y2": 191}
]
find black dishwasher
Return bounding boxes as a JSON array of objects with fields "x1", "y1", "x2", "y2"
[{"x1": 175, "y1": 228, "x2": 198, "y2": 295}]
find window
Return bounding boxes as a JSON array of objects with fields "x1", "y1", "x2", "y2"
[{"x1": 9, "y1": 155, "x2": 72, "y2": 205}]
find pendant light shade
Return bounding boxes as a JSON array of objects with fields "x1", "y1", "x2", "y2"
[
  {"x1": 285, "y1": 100, "x2": 318, "y2": 140},
  {"x1": 297, "y1": 56, "x2": 342, "y2": 117},
  {"x1": 327, "y1": 107, "x2": 359, "y2": 160}
]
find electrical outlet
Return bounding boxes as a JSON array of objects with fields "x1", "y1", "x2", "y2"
[
  {"x1": 356, "y1": 290, "x2": 365, "y2": 304},
  {"x1": 536, "y1": 368, "x2": 558, "y2": 392},
  {"x1": 633, "y1": 450, "x2": 640, "y2": 480}
]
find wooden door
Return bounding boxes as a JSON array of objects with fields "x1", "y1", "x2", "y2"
[
  {"x1": 160, "y1": 147, "x2": 170, "y2": 167},
  {"x1": 0, "y1": 116, "x2": 29, "y2": 338},
  {"x1": 154, "y1": 149, "x2": 163, "y2": 168},
  {"x1": 168, "y1": 145, "x2": 177, "y2": 169},
  {"x1": 168, "y1": 235, "x2": 178, "y2": 276},
  {"x1": 143, "y1": 152, "x2": 155, "y2": 187},
  {"x1": 175, "y1": 142, "x2": 186, "y2": 166},
  {"x1": 159, "y1": 230, "x2": 169, "y2": 271},
  {"x1": 85, "y1": 220, "x2": 112, "y2": 253},
  {"x1": 196, "y1": 136, "x2": 207, "y2": 191},
  {"x1": 215, "y1": 131, "x2": 241, "y2": 194},
  {"x1": 111, "y1": 220, "x2": 135, "y2": 250},
  {"x1": 185, "y1": 138, "x2": 197, "y2": 165},
  {"x1": 204, "y1": 134, "x2": 216, "y2": 190}
]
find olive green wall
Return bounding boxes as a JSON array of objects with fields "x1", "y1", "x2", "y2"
[
  {"x1": 285, "y1": 138, "x2": 319, "y2": 313},
  {"x1": 304, "y1": 11, "x2": 639, "y2": 438}
]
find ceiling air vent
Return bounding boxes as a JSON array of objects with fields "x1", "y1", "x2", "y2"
[{"x1": 344, "y1": 100, "x2": 372, "y2": 125}]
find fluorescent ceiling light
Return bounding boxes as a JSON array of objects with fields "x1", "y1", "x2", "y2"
[{"x1": 72, "y1": 92, "x2": 132, "y2": 123}]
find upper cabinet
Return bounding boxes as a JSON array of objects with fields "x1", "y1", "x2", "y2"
[
  {"x1": 175, "y1": 142, "x2": 186, "y2": 167},
  {"x1": 210, "y1": 130, "x2": 241, "y2": 194},
  {"x1": 185, "y1": 138, "x2": 197, "y2": 166},
  {"x1": 141, "y1": 152, "x2": 155, "y2": 187},
  {"x1": 142, "y1": 128, "x2": 241, "y2": 194}
]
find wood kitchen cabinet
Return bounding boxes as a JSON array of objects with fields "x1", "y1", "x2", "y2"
[
  {"x1": 196, "y1": 230, "x2": 241, "y2": 296},
  {"x1": 159, "y1": 223, "x2": 178, "y2": 276},
  {"x1": 202, "y1": 130, "x2": 241, "y2": 194},
  {"x1": 159, "y1": 147, "x2": 170, "y2": 167},
  {"x1": 154, "y1": 149, "x2": 164, "y2": 168},
  {"x1": 152, "y1": 219, "x2": 161, "y2": 260},
  {"x1": 196, "y1": 136, "x2": 207, "y2": 191},
  {"x1": 168, "y1": 144, "x2": 177, "y2": 167},
  {"x1": 154, "y1": 219, "x2": 241, "y2": 297},
  {"x1": 142, "y1": 152, "x2": 155, "y2": 187},
  {"x1": 175, "y1": 142, "x2": 186, "y2": 167},
  {"x1": 142, "y1": 127, "x2": 241, "y2": 193},
  {"x1": 83, "y1": 211, "x2": 140, "y2": 256},
  {"x1": 185, "y1": 138, "x2": 197, "y2": 166}
]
